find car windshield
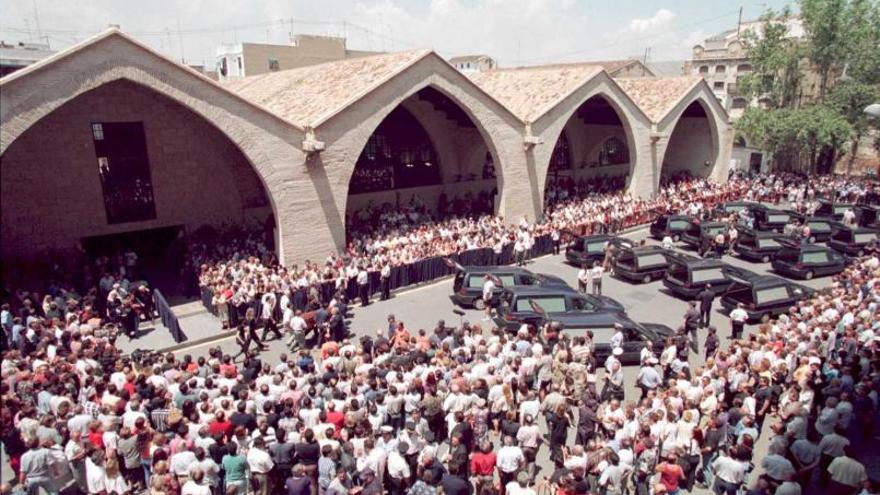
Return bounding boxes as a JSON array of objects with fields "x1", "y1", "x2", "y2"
[
  {"x1": 670, "y1": 220, "x2": 689, "y2": 230},
  {"x1": 668, "y1": 261, "x2": 688, "y2": 281},
  {"x1": 757, "y1": 238, "x2": 781, "y2": 249},
  {"x1": 755, "y1": 286, "x2": 790, "y2": 305},
  {"x1": 855, "y1": 233, "x2": 877, "y2": 244},
  {"x1": 768, "y1": 214, "x2": 789, "y2": 223},
  {"x1": 707, "y1": 226, "x2": 726, "y2": 236},
  {"x1": 808, "y1": 221, "x2": 831, "y2": 232},
  {"x1": 802, "y1": 252, "x2": 828, "y2": 263},
  {"x1": 726, "y1": 205, "x2": 747, "y2": 213},
  {"x1": 515, "y1": 295, "x2": 567, "y2": 313},
  {"x1": 637, "y1": 253, "x2": 667, "y2": 268},
  {"x1": 691, "y1": 267, "x2": 725, "y2": 283}
]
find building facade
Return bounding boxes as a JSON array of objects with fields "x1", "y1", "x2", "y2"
[
  {"x1": 216, "y1": 34, "x2": 382, "y2": 81},
  {"x1": 1, "y1": 29, "x2": 733, "y2": 266}
]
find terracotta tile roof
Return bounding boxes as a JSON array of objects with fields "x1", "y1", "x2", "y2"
[
  {"x1": 614, "y1": 76, "x2": 702, "y2": 123},
  {"x1": 223, "y1": 49, "x2": 431, "y2": 128},
  {"x1": 469, "y1": 64, "x2": 604, "y2": 122}
]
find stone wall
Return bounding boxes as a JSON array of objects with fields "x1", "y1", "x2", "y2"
[{"x1": 661, "y1": 116, "x2": 716, "y2": 177}]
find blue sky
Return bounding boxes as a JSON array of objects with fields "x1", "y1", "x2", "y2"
[{"x1": 0, "y1": 0, "x2": 795, "y2": 68}]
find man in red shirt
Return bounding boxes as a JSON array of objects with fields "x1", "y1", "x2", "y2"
[
  {"x1": 207, "y1": 410, "x2": 232, "y2": 440},
  {"x1": 324, "y1": 402, "x2": 345, "y2": 436},
  {"x1": 469, "y1": 441, "x2": 497, "y2": 493},
  {"x1": 656, "y1": 452, "x2": 686, "y2": 495}
]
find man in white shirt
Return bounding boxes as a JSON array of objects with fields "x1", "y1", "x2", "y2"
[
  {"x1": 181, "y1": 468, "x2": 211, "y2": 495},
  {"x1": 247, "y1": 438, "x2": 274, "y2": 495},
  {"x1": 481, "y1": 275, "x2": 496, "y2": 320},
  {"x1": 496, "y1": 436, "x2": 525, "y2": 489},
  {"x1": 286, "y1": 309, "x2": 308, "y2": 350},
  {"x1": 589, "y1": 262, "x2": 604, "y2": 295},
  {"x1": 729, "y1": 303, "x2": 749, "y2": 339},
  {"x1": 357, "y1": 266, "x2": 370, "y2": 306},
  {"x1": 386, "y1": 442, "x2": 411, "y2": 492},
  {"x1": 577, "y1": 264, "x2": 590, "y2": 293}
]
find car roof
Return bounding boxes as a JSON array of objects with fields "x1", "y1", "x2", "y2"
[
  {"x1": 667, "y1": 254, "x2": 725, "y2": 268},
  {"x1": 697, "y1": 221, "x2": 727, "y2": 228},
  {"x1": 736, "y1": 227, "x2": 787, "y2": 238},
  {"x1": 735, "y1": 274, "x2": 795, "y2": 289},
  {"x1": 819, "y1": 199, "x2": 853, "y2": 206},
  {"x1": 626, "y1": 245, "x2": 669, "y2": 254},
  {"x1": 722, "y1": 201, "x2": 758, "y2": 206},
  {"x1": 558, "y1": 312, "x2": 635, "y2": 328},
  {"x1": 503, "y1": 286, "x2": 577, "y2": 296},
  {"x1": 834, "y1": 225, "x2": 879, "y2": 234},
  {"x1": 577, "y1": 234, "x2": 617, "y2": 242},
  {"x1": 460, "y1": 266, "x2": 532, "y2": 275}
]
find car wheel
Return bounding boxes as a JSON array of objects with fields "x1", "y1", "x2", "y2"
[
  {"x1": 473, "y1": 299, "x2": 486, "y2": 310},
  {"x1": 809, "y1": 236, "x2": 816, "y2": 243},
  {"x1": 857, "y1": 249, "x2": 865, "y2": 257},
  {"x1": 761, "y1": 255, "x2": 770, "y2": 263},
  {"x1": 642, "y1": 274, "x2": 652, "y2": 284},
  {"x1": 804, "y1": 270, "x2": 814, "y2": 280},
  {"x1": 672, "y1": 234, "x2": 680, "y2": 242}
]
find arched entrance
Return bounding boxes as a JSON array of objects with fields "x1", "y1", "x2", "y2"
[
  {"x1": 660, "y1": 100, "x2": 719, "y2": 183},
  {"x1": 0, "y1": 79, "x2": 273, "y2": 288},
  {"x1": 544, "y1": 95, "x2": 634, "y2": 207},
  {"x1": 345, "y1": 86, "x2": 499, "y2": 239}
]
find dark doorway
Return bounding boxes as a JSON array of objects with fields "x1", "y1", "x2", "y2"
[
  {"x1": 749, "y1": 152, "x2": 763, "y2": 174},
  {"x1": 82, "y1": 225, "x2": 186, "y2": 295}
]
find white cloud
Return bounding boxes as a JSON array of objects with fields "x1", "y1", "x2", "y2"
[{"x1": 628, "y1": 8, "x2": 676, "y2": 34}]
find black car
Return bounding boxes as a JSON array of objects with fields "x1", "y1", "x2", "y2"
[
  {"x1": 663, "y1": 255, "x2": 755, "y2": 298},
  {"x1": 771, "y1": 239, "x2": 846, "y2": 280},
  {"x1": 450, "y1": 265, "x2": 572, "y2": 309},
  {"x1": 748, "y1": 205, "x2": 792, "y2": 232},
  {"x1": 813, "y1": 200, "x2": 855, "y2": 221},
  {"x1": 827, "y1": 226, "x2": 880, "y2": 257},
  {"x1": 493, "y1": 287, "x2": 626, "y2": 332},
  {"x1": 612, "y1": 245, "x2": 673, "y2": 284},
  {"x1": 650, "y1": 214, "x2": 694, "y2": 242},
  {"x1": 733, "y1": 228, "x2": 790, "y2": 263},
  {"x1": 854, "y1": 205, "x2": 880, "y2": 229},
  {"x1": 799, "y1": 216, "x2": 840, "y2": 243},
  {"x1": 712, "y1": 201, "x2": 759, "y2": 220},
  {"x1": 680, "y1": 220, "x2": 728, "y2": 251},
  {"x1": 565, "y1": 235, "x2": 633, "y2": 266},
  {"x1": 556, "y1": 315, "x2": 673, "y2": 365},
  {"x1": 720, "y1": 273, "x2": 814, "y2": 322}
]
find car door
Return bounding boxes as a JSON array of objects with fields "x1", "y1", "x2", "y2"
[{"x1": 622, "y1": 327, "x2": 647, "y2": 364}]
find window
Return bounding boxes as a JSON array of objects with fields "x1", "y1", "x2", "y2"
[
  {"x1": 755, "y1": 287, "x2": 790, "y2": 305},
  {"x1": 691, "y1": 268, "x2": 725, "y2": 283},
  {"x1": 549, "y1": 131, "x2": 572, "y2": 172},
  {"x1": 588, "y1": 327, "x2": 616, "y2": 344},
  {"x1": 91, "y1": 123, "x2": 104, "y2": 140},
  {"x1": 602, "y1": 137, "x2": 629, "y2": 165},
  {"x1": 737, "y1": 64, "x2": 752, "y2": 73},
  {"x1": 833, "y1": 206, "x2": 852, "y2": 216},
  {"x1": 831, "y1": 230, "x2": 851, "y2": 242},
  {"x1": 715, "y1": 65, "x2": 726, "y2": 74},
  {"x1": 668, "y1": 262, "x2": 688, "y2": 281},
  {"x1": 237, "y1": 56, "x2": 242, "y2": 70},
  {"x1": 758, "y1": 238, "x2": 781, "y2": 249},
  {"x1": 571, "y1": 297, "x2": 596, "y2": 311},
  {"x1": 777, "y1": 249, "x2": 800, "y2": 262},
  {"x1": 808, "y1": 221, "x2": 831, "y2": 232},
  {"x1": 670, "y1": 220, "x2": 689, "y2": 230},
  {"x1": 92, "y1": 121, "x2": 157, "y2": 224},
  {"x1": 768, "y1": 214, "x2": 790, "y2": 223},
  {"x1": 707, "y1": 226, "x2": 726, "y2": 237},
  {"x1": 586, "y1": 242, "x2": 607, "y2": 253},
  {"x1": 497, "y1": 275, "x2": 516, "y2": 286},
  {"x1": 268, "y1": 58, "x2": 280, "y2": 71},
  {"x1": 732, "y1": 98, "x2": 748, "y2": 109},
  {"x1": 727, "y1": 284, "x2": 754, "y2": 303},
  {"x1": 515, "y1": 296, "x2": 566, "y2": 313},
  {"x1": 637, "y1": 253, "x2": 668, "y2": 267},
  {"x1": 855, "y1": 233, "x2": 877, "y2": 244},
  {"x1": 803, "y1": 252, "x2": 829, "y2": 263},
  {"x1": 699, "y1": 66, "x2": 709, "y2": 74},
  {"x1": 714, "y1": 81, "x2": 725, "y2": 90}
]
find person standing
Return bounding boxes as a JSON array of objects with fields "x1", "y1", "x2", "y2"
[
  {"x1": 684, "y1": 301, "x2": 701, "y2": 353},
  {"x1": 729, "y1": 303, "x2": 748, "y2": 340},
  {"x1": 260, "y1": 293, "x2": 282, "y2": 342},
  {"x1": 551, "y1": 229, "x2": 561, "y2": 255},
  {"x1": 698, "y1": 284, "x2": 714, "y2": 328},
  {"x1": 577, "y1": 264, "x2": 590, "y2": 294},
  {"x1": 380, "y1": 263, "x2": 391, "y2": 301},
  {"x1": 481, "y1": 275, "x2": 495, "y2": 321},
  {"x1": 247, "y1": 437, "x2": 274, "y2": 495},
  {"x1": 589, "y1": 262, "x2": 604, "y2": 295},
  {"x1": 20, "y1": 438, "x2": 56, "y2": 495},
  {"x1": 357, "y1": 265, "x2": 370, "y2": 306}
]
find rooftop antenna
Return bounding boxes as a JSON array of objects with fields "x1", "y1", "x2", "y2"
[
  {"x1": 176, "y1": 17, "x2": 185, "y2": 63},
  {"x1": 737, "y1": 5, "x2": 743, "y2": 36}
]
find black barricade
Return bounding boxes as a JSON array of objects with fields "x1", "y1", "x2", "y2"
[
  {"x1": 196, "y1": 234, "x2": 559, "y2": 312},
  {"x1": 153, "y1": 289, "x2": 187, "y2": 343}
]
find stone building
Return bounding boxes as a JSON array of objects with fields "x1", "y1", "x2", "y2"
[
  {"x1": 0, "y1": 29, "x2": 732, "y2": 266},
  {"x1": 449, "y1": 55, "x2": 496, "y2": 73},
  {"x1": 216, "y1": 34, "x2": 382, "y2": 81}
]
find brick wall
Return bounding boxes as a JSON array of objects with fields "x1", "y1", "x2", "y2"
[{"x1": 0, "y1": 79, "x2": 271, "y2": 259}]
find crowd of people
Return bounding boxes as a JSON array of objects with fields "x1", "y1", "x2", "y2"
[{"x1": 2, "y1": 172, "x2": 880, "y2": 495}]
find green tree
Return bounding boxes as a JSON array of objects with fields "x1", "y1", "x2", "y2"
[
  {"x1": 739, "y1": 8, "x2": 804, "y2": 108},
  {"x1": 827, "y1": 81, "x2": 880, "y2": 174},
  {"x1": 800, "y1": 0, "x2": 851, "y2": 99},
  {"x1": 845, "y1": 0, "x2": 880, "y2": 85}
]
